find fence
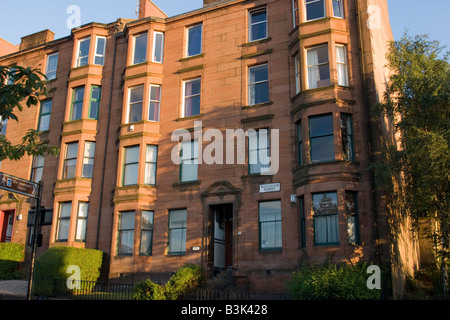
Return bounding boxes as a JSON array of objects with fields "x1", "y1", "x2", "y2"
[
  {"x1": 193, "y1": 289, "x2": 295, "y2": 301},
  {"x1": 53, "y1": 279, "x2": 135, "y2": 300},
  {"x1": 52, "y1": 279, "x2": 295, "y2": 301}
]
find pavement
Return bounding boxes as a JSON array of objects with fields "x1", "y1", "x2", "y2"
[{"x1": 0, "y1": 280, "x2": 28, "y2": 299}]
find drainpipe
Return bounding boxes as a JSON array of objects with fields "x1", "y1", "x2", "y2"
[{"x1": 95, "y1": 25, "x2": 118, "y2": 250}]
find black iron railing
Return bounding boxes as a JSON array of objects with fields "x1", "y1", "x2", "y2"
[{"x1": 53, "y1": 279, "x2": 135, "y2": 300}]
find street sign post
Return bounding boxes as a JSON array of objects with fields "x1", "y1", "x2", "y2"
[{"x1": 0, "y1": 172, "x2": 41, "y2": 300}]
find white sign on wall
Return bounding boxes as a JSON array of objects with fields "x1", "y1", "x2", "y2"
[{"x1": 259, "y1": 183, "x2": 281, "y2": 193}]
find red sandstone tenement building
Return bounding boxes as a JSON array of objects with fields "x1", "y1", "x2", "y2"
[{"x1": 0, "y1": 0, "x2": 420, "y2": 297}]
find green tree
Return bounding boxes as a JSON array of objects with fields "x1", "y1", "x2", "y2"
[
  {"x1": 0, "y1": 65, "x2": 59, "y2": 161},
  {"x1": 374, "y1": 33, "x2": 449, "y2": 297}
]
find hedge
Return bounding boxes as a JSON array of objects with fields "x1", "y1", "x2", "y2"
[
  {"x1": 0, "y1": 243, "x2": 25, "y2": 280},
  {"x1": 33, "y1": 246, "x2": 103, "y2": 296},
  {"x1": 133, "y1": 264, "x2": 204, "y2": 300},
  {"x1": 288, "y1": 262, "x2": 381, "y2": 300}
]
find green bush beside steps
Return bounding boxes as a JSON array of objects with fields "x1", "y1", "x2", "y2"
[{"x1": 133, "y1": 264, "x2": 204, "y2": 300}]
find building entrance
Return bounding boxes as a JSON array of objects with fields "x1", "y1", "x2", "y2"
[
  {"x1": 209, "y1": 204, "x2": 233, "y2": 276},
  {"x1": 0, "y1": 210, "x2": 15, "y2": 243}
]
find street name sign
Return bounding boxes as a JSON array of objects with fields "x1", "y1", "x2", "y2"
[{"x1": 0, "y1": 172, "x2": 39, "y2": 198}]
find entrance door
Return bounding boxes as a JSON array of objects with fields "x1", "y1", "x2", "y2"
[
  {"x1": 211, "y1": 204, "x2": 233, "y2": 276},
  {"x1": 0, "y1": 210, "x2": 15, "y2": 243}
]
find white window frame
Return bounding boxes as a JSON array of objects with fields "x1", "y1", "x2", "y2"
[
  {"x1": 123, "y1": 145, "x2": 140, "y2": 186},
  {"x1": 305, "y1": 0, "x2": 326, "y2": 21},
  {"x1": 132, "y1": 32, "x2": 148, "y2": 65},
  {"x1": 333, "y1": 0, "x2": 344, "y2": 18},
  {"x1": 144, "y1": 145, "x2": 158, "y2": 185},
  {"x1": 336, "y1": 44, "x2": 349, "y2": 86},
  {"x1": 249, "y1": 7, "x2": 268, "y2": 42},
  {"x1": 76, "y1": 37, "x2": 91, "y2": 67},
  {"x1": 294, "y1": 54, "x2": 301, "y2": 94},
  {"x1": 75, "y1": 202, "x2": 89, "y2": 242},
  {"x1": 180, "y1": 140, "x2": 199, "y2": 182},
  {"x1": 94, "y1": 36, "x2": 107, "y2": 66},
  {"x1": 186, "y1": 24, "x2": 203, "y2": 57},
  {"x1": 148, "y1": 84, "x2": 161, "y2": 122},
  {"x1": 45, "y1": 52, "x2": 59, "y2": 80},
  {"x1": 152, "y1": 31, "x2": 164, "y2": 63},
  {"x1": 182, "y1": 78, "x2": 201, "y2": 118},
  {"x1": 127, "y1": 85, "x2": 144, "y2": 123},
  {"x1": 82, "y1": 141, "x2": 96, "y2": 179},
  {"x1": 248, "y1": 64, "x2": 269, "y2": 105},
  {"x1": 306, "y1": 44, "x2": 330, "y2": 89}
]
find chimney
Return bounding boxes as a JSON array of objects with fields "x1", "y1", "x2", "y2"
[
  {"x1": 138, "y1": 0, "x2": 167, "y2": 19},
  {"x1": 19, "y1": 30, "x2": 55, "y2": 51}
]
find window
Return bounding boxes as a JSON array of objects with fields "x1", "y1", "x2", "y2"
[
  {"x1": 152, "y1": 31, "x2": 164, "y2": 63},
  {"x1": 45, "y1": 53, "x2": 59, "y2": 80},
  {"x1": 71, "y1": 86, "x2": 85, "y2": 121},
  {"x1": 128, "y1": 85, "x2": 144, "y2": 123},
  {"x1": 340, "y1": 114, "x2": 354, "y2": 161},
  {"x1": 312, "y1": 192, "x2": 339, "y2": 245},
  {"x1": 38, "y1": 99, "x2": 52, "y2": 131},
  {"x1": 76, "y1": 37, "x2": 91, "y2": 67},
  {"x1": 307, "y1": 45, "x2": 330, "y2": 89},
  {"x1": 305, "y1": 0, "x2": 325, "y2": 21},
  {"x1": 144, "y1": 145, "x2": 158, "y2": 185},
  {"x1": 309, "y1": 114, "x2": 334, "y2": 163},
  {"x1": 259, "y1": 201, "x2": 282, "y2": 250},
  {"x1": 148, "y1": 85, "x2": 161, "y2": 121},
  {"x1": 333, "y1": 0, "x2": 344, "y2": 18},
  {"x1": 0, "y1": 117, "x2": 7, "y2": 135},
  {"x1": 63, "y1": 142, "x2": 78, "y2": 179},
  {"x1": 183, "y1": 78, "x2": 201, "y2": 117},
  {"x1": 56, "y1": 202, "x2": 72, "y2": 241},
  {"x1": 7, "y1": 67, "x2": 16, "y2": 85},
  {"x1": 75, "y1": 202, "x2": 89, "y2": 242},
  {"x1": 248, "y1": 128, "x2": 270, "y2": 175},
  {"x1": 292, "y1": 0, "x2": 299, "y2": 27},
  {"x1": 187, "y1": 24, "x2": 202, "y2": 57},
  {"x1": 168, "y1": 209, "x2": 187, "y2": 254},
  {"x1": 336, "y1": 45, "x2": 349, "y2": 86},
  {"x1": 180, "y1": 140, "x2": 198, "y2": 182},
  {"x1": 88, "y1": 86, "x2": 101, "y2": 120},
  {"x1": 123, "y1": 145, "x2": 139, "y2": 186},
  {"x1": 297, "y1": 121, "x2": 303, "y2": 166},
  {"x1": 345, "y1": 191, "x2": 360, "y2": 245},
  {"x1": 82, "y1": 141, "x2": 95, "y2": 178},
  {"x1": 94, "y1": 36, "x2": 106, "y2": 65},
  {"x1": 249, "y1": 64, "x2": 269, "y2": 105},
  {"x1": 294, "y1": 54, "x2": 301, "y2": 94},
  {"x1": 249, "y1": 8, "x2": 267, "y2": 42},
  {"x1": 31, "y1": 155, "x2": 45, "y2": 183},
  {"x1": 139, "y1": 210, "x2": 154, "y2": 255},
  {"x1": 118, "y1": 211, "x2": 135, "y2": 255},
  {"x1": 133, "y1": 33, "x2": 148, "y2": 65},
  {"x1": 299, "y1": 196, "x2": 306, "y2": 248}
]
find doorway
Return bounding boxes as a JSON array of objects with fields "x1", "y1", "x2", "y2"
[
  {"x1": 0, "y1": 210, "x2": 15, "y2": 243},
  {"x1": 209, "y1": 204, "x2": 233, "y2": 276}
]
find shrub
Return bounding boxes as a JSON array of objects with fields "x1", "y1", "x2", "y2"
[
  {"x1": 33, "y1": 246, "x2": 103, "y2": 296},
  {"x1": 133, "y1": 264, "x2": 204, "y2": 300},
  {"x1": 0, "y1": 243, "x2": 25, "y2": 280},
  {"x1": 133, "y1": 279, "x2": 166, "y2": 300},
  {"x1": 288, "y1": 262, "x2": 381, "y2": 300},
  {"x1": 165, "y1": 264, "x2": 204, "y2": 300}
]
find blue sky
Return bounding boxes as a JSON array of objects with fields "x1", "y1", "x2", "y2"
[{"x1": 0, "y1": 0, "x2": 448, "y2": 50}]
